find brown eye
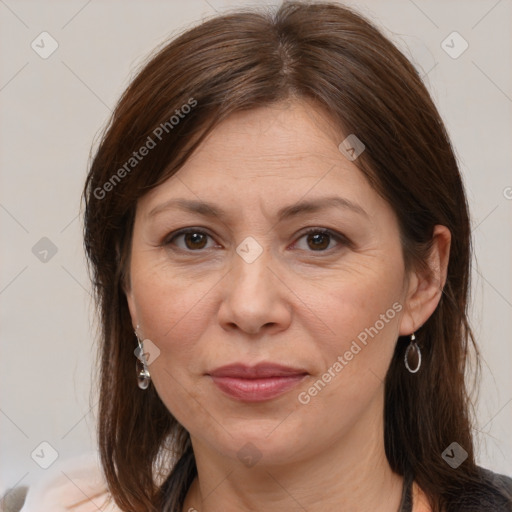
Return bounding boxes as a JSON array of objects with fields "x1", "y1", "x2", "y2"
[
  {"x1": 165, "y1": 229, "x2": 214, "y2": 251},
  {"x1": 183, "y1": 232, "x2": 208, "y2": 250},
  {"x1": 306, "y1": 232, "x2": 331, "y2": 251},
  {"x1": 294, "y1": 228, "x2": 348, "y2": 252}
]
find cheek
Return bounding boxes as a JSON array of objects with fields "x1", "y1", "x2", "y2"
[
  {"x1": 313, "y1": 253, "x2": 403, "y2": 326},
  {"x1": 130, "y1": 256, "x2": 214, "y2": 343},
  {"x1": 129, "y1": 264, "x2": 216, "y2": 427},
  {"x1": 298, "y1": 252, "x2": 405, "y2": 377},
  {"x1": 291, "y1": 273, "x2": 403, "y2": 438}
]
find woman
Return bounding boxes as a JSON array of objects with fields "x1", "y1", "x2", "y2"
[{"x1": 12, "y1": 1, "x2": 512, "y2": 511}]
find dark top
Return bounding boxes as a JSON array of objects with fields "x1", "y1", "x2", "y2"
[
  {"x1": 398, "y1": 466, "x2": 512, "y2": 511},
  {"x1": 1, "y1": 465, "x2": 511, "y2": 511}
]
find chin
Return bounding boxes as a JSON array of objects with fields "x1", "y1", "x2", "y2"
[{"x1": 203, "y1": 416, "x2": 313, "y2": 467}]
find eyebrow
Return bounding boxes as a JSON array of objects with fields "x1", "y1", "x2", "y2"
[{"x1": 147, "y1": 196, "x2": 368, "y2": 221}]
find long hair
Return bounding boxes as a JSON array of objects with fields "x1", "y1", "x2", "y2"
[{"x1": 83, "y1": 2, "x2": 501, "y2": 510}]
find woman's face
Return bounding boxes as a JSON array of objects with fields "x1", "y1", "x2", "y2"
[{"x1": 126, "y1": 100, "x2": 415, "y2": 467}]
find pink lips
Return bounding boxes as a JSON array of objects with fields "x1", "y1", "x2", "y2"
[{"x1": 207, "y1": 363, "x2": 308, "y2": 402}]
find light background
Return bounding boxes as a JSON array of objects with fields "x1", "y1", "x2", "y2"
[{"x1": 1, "y1": 0, "x2": 511, "y2": 494}]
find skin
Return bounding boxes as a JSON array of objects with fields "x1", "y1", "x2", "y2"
[{"x1": 125, "y1": 100, "x2": 450, "y2": 512}]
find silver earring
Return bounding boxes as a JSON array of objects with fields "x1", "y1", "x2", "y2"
[
  {"x1": 134, "y1": 325, "x2": 151, "y2": 390},
  {"x1": 404, "y1": 333, "x2": 421, "y2": 373}
]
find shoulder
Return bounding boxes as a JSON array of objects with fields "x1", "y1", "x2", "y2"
[
  {"x1": 410, "y1": 466, "x2": 512, "y2": 512},
  {"x1": 449, "y1": 466, "x2": 512, "y2": 511},
  {"x1": 478, "y1": 465, "x2": 512, "y2": 487},
  {"x1": 4, "y1": 453, "x2": 122, "y2": 512},
  {"x1": 473, "y1": 466, "x2": 512, "y2": 510}
]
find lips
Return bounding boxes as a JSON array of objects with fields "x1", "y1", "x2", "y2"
[{"x1": 207, "y1": 363, "x2": 308, "y2": 402}]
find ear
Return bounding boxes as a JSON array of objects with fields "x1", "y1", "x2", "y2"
[{"x1": 399, "y1": 225, "x2": 451, "y2": 336}]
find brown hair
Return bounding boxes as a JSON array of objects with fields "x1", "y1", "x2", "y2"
[{"x1": 83, "y1": 2, "x2": 503, "y2": 511}]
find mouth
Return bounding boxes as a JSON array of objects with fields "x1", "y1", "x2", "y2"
[{"x1": 207, "y1": 363, "x2": 309, "y2": 402}]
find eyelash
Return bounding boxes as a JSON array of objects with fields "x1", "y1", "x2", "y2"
[{"x1": 162, "y1": 227, "x2": 350, "y2": 254}]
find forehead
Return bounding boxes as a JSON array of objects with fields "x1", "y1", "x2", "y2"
[
  {"x1": 136, "y1": 100, "x2": 393, "y2": 226},
  {"x1": 187, "y1": 100, "x2": 346, "y2": 175}
]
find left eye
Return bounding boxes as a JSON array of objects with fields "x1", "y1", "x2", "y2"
[{"x1": 293, "y1": 229, "x2": 347, "y2": 252}]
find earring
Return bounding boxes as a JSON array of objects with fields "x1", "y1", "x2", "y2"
[
  {"x1": 404, "y1": 333, "x2": 421, "y2": 373},
  {"x1": 134, "y1": 325, "x2": 151, "y2": 390}
]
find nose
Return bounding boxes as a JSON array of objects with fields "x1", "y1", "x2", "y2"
[{"x1": 217, "y1": 247, "x2": 292, "y2": 336}]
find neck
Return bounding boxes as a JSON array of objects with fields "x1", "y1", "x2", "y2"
[{"x1": 182, "y1": 392, "x2": 405, "y2": 512}]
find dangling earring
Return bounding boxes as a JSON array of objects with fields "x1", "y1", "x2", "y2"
[
  {"x1": 134, "y1": 325, "x2": 151, "y2": 390},
  {"x1": 404, "y1": 333, "x2": 421, "y2": 373}
]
